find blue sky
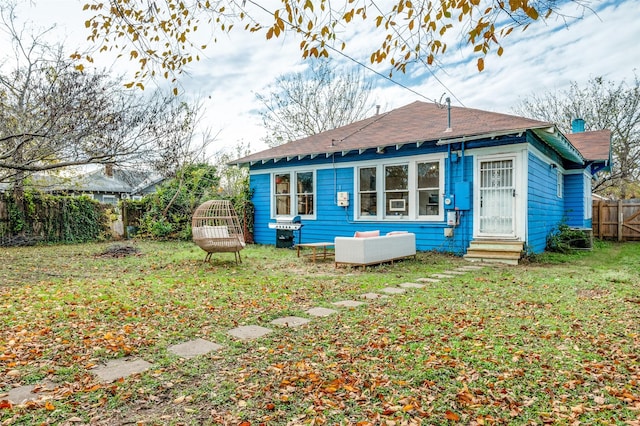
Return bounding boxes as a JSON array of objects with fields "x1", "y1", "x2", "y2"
[{"x1": 4, "y1": 0, "x2": 639, "y2": 156}]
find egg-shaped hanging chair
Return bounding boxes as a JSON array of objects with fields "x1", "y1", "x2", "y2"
[{"x1": 192, "y1": 200, "x2": 245, "y2": 263}]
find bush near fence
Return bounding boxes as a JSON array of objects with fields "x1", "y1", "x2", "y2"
[{"x1": 0, "y1": 193, "x2": 111, "y2": 246}]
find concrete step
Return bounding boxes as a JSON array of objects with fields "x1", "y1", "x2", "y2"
[
  {"x1": 467, "y1": 240, "x2": 524, "y2": 252},
  {"x1": 464, "y1": 240, "x2": 524, "y2": 265}
]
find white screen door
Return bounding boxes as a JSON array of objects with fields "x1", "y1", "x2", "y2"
[{"x1": 479, "y1": 159, "x2": 515, "y2": 236}]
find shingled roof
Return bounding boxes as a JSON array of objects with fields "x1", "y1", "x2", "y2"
[
  {"x1": 566, "y1": 130, "x2": 611, "y2": 161},
  {"x1": 234, "y1": 101, "x2": 606, "y2": 166}
]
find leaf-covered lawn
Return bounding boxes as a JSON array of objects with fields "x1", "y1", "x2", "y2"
[{"x1": 1, "y1": 241, "x2": 639, "y2": 425}]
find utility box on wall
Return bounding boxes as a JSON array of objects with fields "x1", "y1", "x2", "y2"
[
  {"x1": 443, "y1": 194, "x2": 455, "y2": 210},
  {"x1": 454, "y1": 182, "x2": 473, "y2": 210},
  {"x1": 337, "y1": 192, "x2": 349, "y2": 207}
]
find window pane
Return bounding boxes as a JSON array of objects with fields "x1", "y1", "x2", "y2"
[
  {"x1": 419, "y1": 190, "x2": 439, "y2": 215},
  {"x1": 418, "y1": 162, "x2": 439, "y2": 188},
  {"x1": 298, "y1": 195, "x2": 314, "y2": 215},
  {"x1": 385, "y1": 192, "x2": 408, "y2": 215},
  {"x1": 385, "y1": 165, "x2": 408, "y2": 190},
  {"x1": 360, "y1": 193, "x2": 377, "y2": 216},
  {"x1": 275, "y1": 173, "x2": 291, "y2": 215},
  {"x1": 276, "y1": 195, "x2": 291, "y2": 215},
  {"x1": 359, "y1": 167, "x2": 376, "y2": 191},
  {"x1": 275, "y1": 173, "x2": 290, "y2": 194},
  {"x1": 297, "y1": 172, "x2": 313, "y2": 194}
]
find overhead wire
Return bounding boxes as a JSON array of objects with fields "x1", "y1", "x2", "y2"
[{"x1": 242, "y1": 0, "x2": 460, "y2": 106}]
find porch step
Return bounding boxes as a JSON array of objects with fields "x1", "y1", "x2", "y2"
[{"x1": 463, "y1": 240, "x2": 524, "y2": 265}]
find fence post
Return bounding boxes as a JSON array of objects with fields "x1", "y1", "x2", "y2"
[
  {"x1": 597, "y1": 200, "x2": 604, "y2": 239},
  {"x1": 618, "y1": 200, "x2": 624, "y2": 242}
]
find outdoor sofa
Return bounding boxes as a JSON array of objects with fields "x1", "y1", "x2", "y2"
[{"x1": 334, "y1": 231, "x2": 416, "y2": 267}]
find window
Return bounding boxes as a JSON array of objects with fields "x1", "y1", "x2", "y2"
[
  {"x1": 273, "y1": 171, "x2": 315, "y2": 217},
  {"x1": 358, "y1": 167, "x2": 377, "y2": 216},
  {"x1": 356, "y1": 156, "x2": 444, "y2": 221},
  {"x1": 102, "y1": 195, "x2": 117, "y2": 205},
  {"x1": 557, "y1": 169, "x2": 563, "y2": 198},
  {"x1": 385, "y1": 164, "x2": 409, "y2": 216},
  {"x1": 296, "y1": 172, "x2": 314, "y2": 215},
  {"x1": 417, "y1": 161, "x2": 440, "y2": 216},
  {"x1": 584, "y1": 174, "x2": 592, "y2": 220},
  {"x1": 274, "y1": 173, "x2": 291, "y2": 215}
]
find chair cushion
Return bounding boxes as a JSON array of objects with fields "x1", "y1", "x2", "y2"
[{"x1": 354, "y1": 230, "x2": 380, "y2": 238}]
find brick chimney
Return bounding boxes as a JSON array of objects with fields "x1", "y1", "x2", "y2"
[{"x1": 105, "y1": 163, "x2": 114, "y2": 177}]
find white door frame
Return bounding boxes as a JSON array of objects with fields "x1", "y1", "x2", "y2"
[{"x1": 474, "y1": 151, "x2": 526, "y2": 240}]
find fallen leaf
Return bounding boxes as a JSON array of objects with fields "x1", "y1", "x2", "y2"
[{"x1": 445, "y1": 410, "x2": 460, "y2": 421}]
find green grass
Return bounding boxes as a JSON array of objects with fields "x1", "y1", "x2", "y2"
[{"x1": 1, "y1": 241, "x2": 639, "y2": 425}]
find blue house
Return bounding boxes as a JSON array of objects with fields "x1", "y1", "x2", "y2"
[{"x1": 233, "y1": 101, "x2": 611, "y2": 263}]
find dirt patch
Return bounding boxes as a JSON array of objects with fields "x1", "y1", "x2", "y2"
[
  {"x1": 95, "y1": 243, "x2": 142, "y2": 258},
  {"x1": 576, "y1": 288, "x2": 610, "y2": 299}
]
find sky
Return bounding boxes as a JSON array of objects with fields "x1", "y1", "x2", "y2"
[{"x1": 3, "y1": 0, "x2": 639, "y2": 158}]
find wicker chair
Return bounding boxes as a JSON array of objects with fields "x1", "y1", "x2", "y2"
[{"x1": 192, "y1": 200, "x2": 246, "y2": 263}]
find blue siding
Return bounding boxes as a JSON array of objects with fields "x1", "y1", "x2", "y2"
[
  {"x1": 527, "y1": 152, "x2": 564, "y2": 253},
  {"x1": 564, "y1": 173, "x2": 591, "y2": 228},
  {"x1": 250, "y1": 147, "x2": 476, "y2": 255}
]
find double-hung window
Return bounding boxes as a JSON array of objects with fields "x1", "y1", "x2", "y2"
[
  {"x1": 385, "y1": 164, "x2": 409, "y2": 216},
  {"x1": 356, "y1": 155, "x2": 444, "y2": 221},
  {"x1": 417, "y1": 161, "x2": 440, "y2": 216},
  {"x1": 556, "y1": 169, "x2": 563, "y2": 198},
  {"x1": 273, "y1": 171, "x2": 315, "y2": 217},
  {"x1": 359, "y1": 167, "x2": 377, "y2": 216}
]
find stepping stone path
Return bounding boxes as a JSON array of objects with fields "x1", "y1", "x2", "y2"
[
  {"x1": 399, "y1": 282, "x2": 426, "y2": 289},
  {"x1": 271, "y1": 316, "x2": 311, "y2": 327},
  {"x1": 93, "y1": 358, "x2": 153, "y2": 383},
  {"x1": 381, "y1": 287, "x2": 406, "y2": 294},
  {"x1": 306, "y1": 307, "x2": 337, "y2": 317},
  {"x1": 333, "y1": 300, "x2": 366, "y2": 308},
  {"x1": 361, "y1": 292, "x2": 388, "y2": 299},
  {"x1": 4, "y1": 262, "x2": 489, "y2": 405},
  {"x1": 7, "y1": 381, "x2": 56, "y2": 405},
  {"x1": 416, "y1": 277, "x2": 440, "y2": 283},
  {"x1": 432, "y1": 273, "x2": 456, "y2": 279},
  {"x1": 228, "y1": 325, "x2": 273, "y2": 340},
  {"x1": 443, "y1": 270, "x2": 467, "y2": 275},
  {"x1": 168, "y1": 338, "x2": 223, "y2": 359}
]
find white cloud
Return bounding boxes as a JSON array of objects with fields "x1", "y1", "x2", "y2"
[{"x1": 2, "y1": 0, "x2": 638, "y2": 156}]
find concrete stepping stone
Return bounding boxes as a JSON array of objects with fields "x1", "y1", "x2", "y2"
[
  {"x1": 271, "y1": 316, "x2": 311, "y2": 328},
  {"x1": 416, "y1": 277, "x2": 440, "y2": 283},
  {"x1": 6, "y1": 381, "x2": 56, "y2": 405},
  {"x1": 168, "y1": 338, "x2": 223, "y2": 359},
  {"x1": 332, "y1": 300, "x2": 365, "y2": 308},
  {"x1": 457, "y1": 265, "x2": 484, "y2": 271},
  {"x1": 93, "y1": 358, "x2": 152, "y2": 383},
  {"x1": 432, "y1": 273, "x2": 456, "y2": 279},
  {"x1": 399, "y1": 282, "x2": 425, "y2": 289},
  {"x1": 361, "y1": 292, "x2": 388, "y2": 299},
  {"x1": 381, "y1": 287, "x2": 406, "y2": 294},
  {"x1": 443, "y1": 270, "x2": 466, "y2": 275},
  {"x1": 228, "y1": 325, "x2": 273, "y2": 340},
  {"x1": 306, "y1": 307, "x2": 338, "y2": 317}
]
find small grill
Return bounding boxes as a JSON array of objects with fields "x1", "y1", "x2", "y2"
[{"x1": 268, "y1": 216, "x2": 302, "y2": 248}]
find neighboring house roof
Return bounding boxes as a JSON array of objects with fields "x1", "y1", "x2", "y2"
[
  {"x1": 1, "y1": 167, "x2": 162, "y2": 196},
  {"x1": 65, "y1": 170, "x2": 132, "y2": 193},
  {"x1": 234, "y1": 101, "x2": 592, "y2": 166},
  {"x1": 566, "y1": 130, "x2": 612, "y2": 162}
]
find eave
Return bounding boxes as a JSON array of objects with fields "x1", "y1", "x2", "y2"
[{"x1": 532, "y1": 127, "x2": 584, "y2": 164}]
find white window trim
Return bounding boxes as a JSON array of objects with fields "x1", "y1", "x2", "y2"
[
  {"x1": 354, "y1": 154, "x2": 445, "y2": 222},
  {"x1": 270, "y1": 170, "x2": 317, "y2": 219},
  {"x1": 584, "y1": 171, "x2": 593, "y2": 220},
  {"x1": 557, "y1": 169, "x2": 563, "y2": 198}
]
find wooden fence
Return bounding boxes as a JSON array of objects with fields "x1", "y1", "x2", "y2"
[{"x1": 592, "y1": 199, "x2": 640, "y2": 241}]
